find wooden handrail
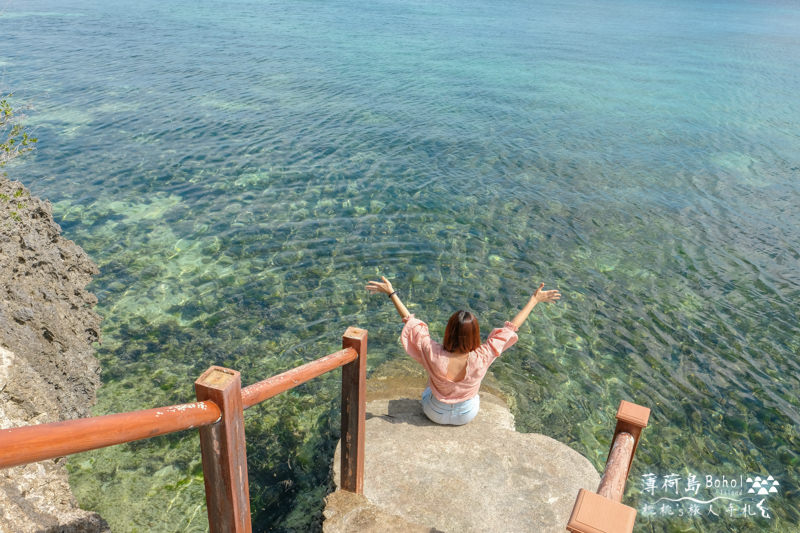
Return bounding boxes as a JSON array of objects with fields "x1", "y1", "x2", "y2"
[
  {"x1": 597, "y1": 431, "x2": 635, "y2": 502},
  {"x1": 0, "y1": 327, "x2": 368, "y2": 533},
  {"x1": 0, "y1": 400, "x2": 221, "y2": 470},
  {"x1": 241, "y1": 347, "x2": 357, "y2": 409},
  {"x1": 566, "y1": 400, "x2": 650, "y2": 533}
]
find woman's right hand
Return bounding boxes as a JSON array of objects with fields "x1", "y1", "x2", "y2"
[{"x1": 366, "y1": 276, "x2": 395, "y2": 295}]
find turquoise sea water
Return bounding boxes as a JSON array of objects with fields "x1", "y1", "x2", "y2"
[{"x1": 2, "y1": 0, "x2": 799, "y2": 531}]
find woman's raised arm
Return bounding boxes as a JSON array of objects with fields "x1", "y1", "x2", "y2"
[
  {"x1": 510, "y1": 282, "x2": 561, "y2": 328},
  {"x1": 366, "y1": 276, "x2": 411, "y2": 319}
]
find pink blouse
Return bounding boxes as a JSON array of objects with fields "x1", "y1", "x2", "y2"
[{"x1": 400, "y1": 314, "x2": 519, "y2": 404}]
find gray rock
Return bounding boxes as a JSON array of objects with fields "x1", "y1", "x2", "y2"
[
  {"x1": 325, "y1": 382, "x2": 600, "y2": 533},
  {"x1": 0, "y1": 178, "x2": 109, "y2": 532},
  {"x1": 11, "y1": 306, "x2": 34, "y2": 324}
]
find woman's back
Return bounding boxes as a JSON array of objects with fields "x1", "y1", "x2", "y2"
[
  {"x1": 445, "y1": 352, "x2": 469, "y2": 382},
  {"x1": 400, "y1": 314, "x2": 519, "y2": 403}
]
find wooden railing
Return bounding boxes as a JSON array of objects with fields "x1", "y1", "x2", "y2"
[
  {"x1": 566, "y1": 400, "x2": 650, "y2": 533},
  {"x1": 0, "y1": 327, "x2": 368, "y2": 533}
]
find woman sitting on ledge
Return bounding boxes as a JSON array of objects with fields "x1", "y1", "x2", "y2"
[{"x1": 366, "y1": 276, "x2": 560, "y2": 426}]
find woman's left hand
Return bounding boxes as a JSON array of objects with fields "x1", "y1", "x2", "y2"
[{"x1": 532, "y1": 282, "x2": 561, "y2": 304}]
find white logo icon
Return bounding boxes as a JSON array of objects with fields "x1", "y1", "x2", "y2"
[{"x1": 747, "y1": 475, "x2": 779, "y2": 496}]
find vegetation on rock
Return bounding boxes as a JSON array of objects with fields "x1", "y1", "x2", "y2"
[{"x1": 0, "y1": 95, "x2": 37, "y2": 171}]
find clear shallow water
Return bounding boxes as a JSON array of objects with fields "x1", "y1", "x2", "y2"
[{"x1": 2, "y1": 0, "x2": 799, "y2": 531}]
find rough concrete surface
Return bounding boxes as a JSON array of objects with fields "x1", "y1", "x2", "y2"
[
  {"x1": 323, "y1": 489, "x2": 441, "y2": 533},
  {"x1": 0, "y1": 178, "x2": 109, "y2": 532},
  {"x1": 324, "y1": 371, "x2": 600, "y2": 533}
]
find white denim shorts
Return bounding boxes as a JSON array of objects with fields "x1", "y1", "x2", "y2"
[{"x1": 421, "y1": 387, "x2": 480, "y2": 426}]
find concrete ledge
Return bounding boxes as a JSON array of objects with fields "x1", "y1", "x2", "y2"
[
  {"x1": 323, "y1": 490, "x2": 439, "y2": 533},
  {"x1": 325, "y1": 374, "x2": 599, "y2": 533}
]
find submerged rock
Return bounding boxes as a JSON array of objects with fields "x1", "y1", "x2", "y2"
[
  {"x1": 0, "y1": 178, "x2": 109, "y2": 532},
  {"x1": 323, "y1": 368, "x2": 599, "y2": 533}
]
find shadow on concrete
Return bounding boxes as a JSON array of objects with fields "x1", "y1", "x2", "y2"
[
  {"x1": 38, "y1": 514, "x2": 110, "y2": 533},
  {"x1": 366, "y1": 398, "x2": 439, "y2": 427}
]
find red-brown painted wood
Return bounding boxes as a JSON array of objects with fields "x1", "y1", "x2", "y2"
[
  {"x1": 613, "y1": 400, "x2": 651, "y2": 483},
  {"x1": 240, "y1": 347, "x2": 357, "y2": 409},
  {"x1": 0, "y1": 328, "x2": 368, "y2": 533},
  {"x1": 597, "y1": 431, "x2": 635, "y2": 502},
  {"x1": 196, "y1": 366, "x2": 251, "y2": 533},
  {"x1": 340, "y1": 327, "x2": 367, "y2": 494},
  {"x1": 567, "y1": 400, "x2": 650, "y2": 533},
  {"x1": 0, "y1": 401, "x2": 221, "y2": 470},
  {"x1": 566, "y1": 489, "x2": 638, "y2": 533}
]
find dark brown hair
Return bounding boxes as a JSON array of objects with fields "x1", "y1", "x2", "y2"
[{"x1": 442, "y1": 310, "x2": 481, "y2": 353}]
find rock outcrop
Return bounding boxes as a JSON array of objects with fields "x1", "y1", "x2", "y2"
[
  {"x1": 0, "y1": 178, "x2": 109, "y2": 532},
  {"x1": 323, "y1": 361, "x2": 599, "y2": 533}
]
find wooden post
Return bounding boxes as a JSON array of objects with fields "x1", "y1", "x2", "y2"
[
  {"x1": 566, "y1": 489, "x2": 637, "y2": 533},
  {"x1": 340, "y1": 327, "x2": 367, "y2": 494},
  {"x1": 196, "y1": 366, "x2": 251, "y2": 533}
]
